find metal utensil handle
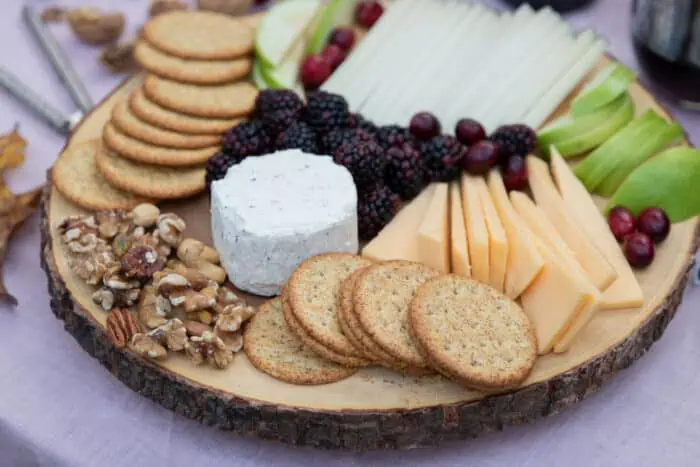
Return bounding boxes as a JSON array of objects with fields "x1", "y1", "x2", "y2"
[
  {"x1": 22, "y1": 5, "x2": 94, "y2": 114},
  {"x1": 0, "y1": 67, "x2": 73, "y2": 134}
]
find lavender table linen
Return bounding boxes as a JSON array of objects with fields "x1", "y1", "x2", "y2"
[{"x1": 1, "y1": 0, "x2": 700, "y2": 466}]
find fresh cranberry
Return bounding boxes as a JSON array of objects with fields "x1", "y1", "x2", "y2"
[
  {"x1": 355, "y1": 0, "x2": 384, "y2": 28},
  {"x1": 455, "y1": 118, "x2": 486, "y2": 145},
  {"x1": 607, "y1": 206, "x2": 637, "y2": 242},
  {"x1": 409, "y1": 112, "x2": 441, "y2": 140},
  {"x1": 321, "y1": 44, "x2": 346, "y2": 70},
  {"x1": 637, "y1": 207, "x2": 670, "y2": 243},
  {"x1": 461, "y1": 141, "x2": 499, "y2": 174},
  {"x1": 328, "y1": 27, "x2": 355, "y2": 51},
  {"x1": 300, "y1": 55, "x2": 332, "y2": 90},
  {"x1": 623, "y1": 232, "x2": 655, "y2": 268},
  {"x1": 502, "y1": 155, "x2": 528, "y2": 191}
]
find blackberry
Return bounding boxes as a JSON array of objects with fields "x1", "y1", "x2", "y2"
[
  {"x1": 357, "y1": 184, "x2": 401, "y2": 241},
  {"x1": 376, "y1": 125, "x2": 413, "y2": 150},
  {"x1": 254, "y1": 89, "x2": 305, "y2": 134},
  {"x1": 320, "y1": 128, "x2": 374, "y2": 154},
  {"x1": 420, "y1": 135, "x2": 465, "y2": 182},
  {"x1": 385, "y1": 144, "x2": 425, "y2": 200},
  {"x1": 222, "y1": 120, "x2": 271, "y2": 159},
  {"x1": 333, "y1": 140, "x2": 386, "y2": 186},
  {"x1": 306, "y1": 91, "x2": 350, "y2": 133},
  {"x1": 205, "y1": 152, "x2": 238, "y2": 188},
  {"x1": 347, "y1": 113, "x2": 378, "y2": 135},
  {"x1": 489, "y1": 124, "x2": 537, "y2": 160},
  {"x1": 275, "y1": 121, "x2": 319, "y2": 153}
]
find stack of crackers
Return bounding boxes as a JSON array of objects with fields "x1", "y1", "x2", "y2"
[
  {"x1": 244, "y1": 253, "x2": 538, "y2": 390},
  {"x1": 53, "y1": 11, "x2": 260, "y2": 210}
]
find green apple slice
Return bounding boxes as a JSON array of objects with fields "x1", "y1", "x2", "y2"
[
  {"x1": 255, "y1": 0, "x2": 322, "y2": 68},
  {"x1": 307, "y1": 0, "x2": 359, "y2": 54},
  {"x1": 570, "y1": 62, "x2": 636, "y2": 117},
  {"x1": 538, "y1": 92, "x2": 634, "y2": 157},
  {"x1": 252, "y1": 60, "x2": 269, "y2": 90},
  {"x1": 595, "y1": 120, "x2": 683, "y2": 196},
  {"x1": 573, "y1": 110, "x2": 682, "y2": 194},
  {"x1": 606, "y1": 147, "x2": 700, "y2": 222},
  {"x1": 259, "y1": 32, "x2": 306, "y2": 89}
]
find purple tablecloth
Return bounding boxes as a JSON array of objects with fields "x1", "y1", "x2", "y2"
[{"x1": 2, "y1": 0, "x2": 700, "y2": 465}]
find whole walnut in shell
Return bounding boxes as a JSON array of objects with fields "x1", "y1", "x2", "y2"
[{"x1": 67, "y1": 8, "x2": 125, "y2": 45}]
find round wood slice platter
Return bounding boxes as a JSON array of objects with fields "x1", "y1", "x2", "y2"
[{"x1": 40, "y1": 60, "x2": 700, "y2": 451}]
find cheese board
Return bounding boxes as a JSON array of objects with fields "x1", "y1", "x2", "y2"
[
  {"x1": 39, "y1": 0, "x2": 700, "y2": 452},
  {"x1": 41, "y1": 65, "x2": 699, "y2": 449}
]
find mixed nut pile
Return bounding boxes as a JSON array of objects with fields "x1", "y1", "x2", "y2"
[{"x1": 58, "y1": 203, "x2": 255, "y2": 369}]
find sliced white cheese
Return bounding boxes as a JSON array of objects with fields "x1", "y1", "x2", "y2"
[
  {"x1": 368, "y1": 3, "x2": 483, "y2": 125},
  {"x1": 475, "y1": 177, "x2": 508, "y2": 292},
  {"x1": 449, "y1": 181, "x2": 470, "y2": 277},
  {"x1": 417, "y1": 182, "x2": 450, "y2": 273},
  {"x1": 323, "y1": 0, "x2": 414, "y2": 97},
  {"x1": 549, "y1": 148, "x2": 643, "y2": 310},
  {"x1": 461, "y1": 174, "x2": 490, "y2": 285},
  {"x1": 523, "y1": 37, "x2": 607, "y2": 128}
]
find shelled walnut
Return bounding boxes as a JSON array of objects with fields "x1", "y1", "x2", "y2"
[
  {"x1": 149, "y1": 0, "x2": 188, "y2": 17},
  {"x1": 57, "y1": 205, "x2": 253, "y2": 371},
  {"x1": 185, "y1": 331, "x2": 233, "y2": 369},
  {"x1": 67, "y1": 8, "x2": 125, "y2": 45}
]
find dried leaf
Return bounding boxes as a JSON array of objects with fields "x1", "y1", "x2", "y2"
[
  {"x1": 0, "y1": 187, "x2": 42, "y2": 306},
  {"x1": 0, "y1": 126, "x2": 26, "y2": 173}
]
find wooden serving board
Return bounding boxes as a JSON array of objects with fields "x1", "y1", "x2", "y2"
[{"x1": 40, "y1": 61, "x2": 699, "y2": 451}]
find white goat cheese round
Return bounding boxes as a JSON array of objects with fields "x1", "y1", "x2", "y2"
[{"x1": 210, "y1": 149, "x2": 359, "y2": 296}]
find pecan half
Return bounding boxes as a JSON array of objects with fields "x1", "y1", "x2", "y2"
[{"x1": 106, "y1": 308, "x2": 140, "y2": 349}]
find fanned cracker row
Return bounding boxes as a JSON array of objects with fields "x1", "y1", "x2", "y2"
[
  {"x1": 52, "y1": 140, "x2": 153, "y2": 211},
  {"x1": 286, "y1": 253, "x2": 374, "y2": 363},
  {"x1": 353, "y1": 260, "x2": 440, "y2": 371},
  {"x1": 244, "y1": 298, "x2": 357, "y2": 385},
  {"x1": 409, "y1": 275, "x2": 538, "y2": 391}
]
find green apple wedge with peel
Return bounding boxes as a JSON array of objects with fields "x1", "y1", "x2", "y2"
[
  {"x1": 307, "y1": 0, "x2": 359, "y2": 54},
  {"x1": 255, "y1": 0, "x2": 322, "y2": 69},
  {"x1": 606, "y1": 147, "x2": 700, "y2": 222},
  {"x1": 595, "y1": 120, "x2": 683, "y2": 196},
  {"x1": 538, "y1": 93, "x2": 634, "y2": 158},
  {"x1": 570, "y1": 62, "x2": 636, "y2": 117},
  {"x1": 252, "y1": 60, "x2": 270, "y2": 90},
  {"x1": 573, "y1": 110, "x2": 668, "y2": 191},
  {"x1": 259, "y1": 31, "x2": 307, "y2": 89}
]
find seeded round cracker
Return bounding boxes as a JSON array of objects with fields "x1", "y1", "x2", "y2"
[
  {"x1": 134, "y1": 41, "x2": 252, "y2": 85},
  {"x1": 282, "y1": 294, "x2": 370, "y2": 368},
  {"x1": 286, "y1": 253, "x2": 374, "y2": 361},
  {"x1": 338, "y1": 269, "x2": 401, "y2": 366},
  {"x1": 103, "y1": 122, "x2": 218, "y2": 167},
  {"x1": 353, "y1": 261, "x2": 440, "y2": 370},
  {"x1": 143, "y1": 74, "x2": 257, "y2": 119},
  {"x1": 111, "y1": 101, "x2": 221, "y2": 149},
  {"x1": 244, "y1": 298, "x2": 356, "y2": 385},
  {"x1": 52, "y1": 140, "x2": 152, "y2": 211},
  {"x1": 409, "y1": 275, "x2": 537, "y2": 391},
  {"x1": 95, "y1": 147, "x2": 205, "y2": 199},
  {"x1": 143, "y1": 10, "x2": 254, "y2": 60},
  {"x1": 129, "y1": 89, "x2": 240, "y2": 135}
]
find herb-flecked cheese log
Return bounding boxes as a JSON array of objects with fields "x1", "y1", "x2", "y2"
[{"x1": 210, "y1": 150, "x2": 359, "y2": 296}]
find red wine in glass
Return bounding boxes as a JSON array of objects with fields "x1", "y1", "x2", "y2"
[{"x1": 632, "y1": 0, "x2": 700, "y2": 109}]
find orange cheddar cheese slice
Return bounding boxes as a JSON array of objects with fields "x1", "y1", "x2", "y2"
[
  {"x1": 526, "y1": 156, "x2": 617, "y2": 292},
  {"x1": 486, "y1": 170, "x2": 544, "y2": 299},
  {"x1": 362, "y1": 184, "x2": 436, "y2": 262},
  {"x1": 549, "y1": 149, "x2": 643, "y2": 310},
  {"x1": 417, "y1": 182, "x2": 450, "y2": 273},
  {"x1": 449, "y1": 181, "x2": 470, "y2": 276},
  {"x1": 475, "y1": 177, "x2": 507, "y2": 292},
  {"x1": 461, "y1": 173, "x2": 490, "y2": 284}
]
